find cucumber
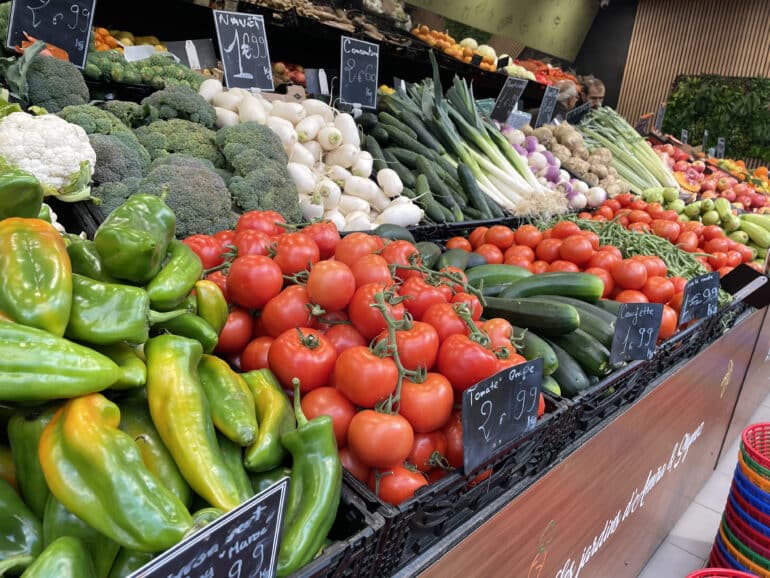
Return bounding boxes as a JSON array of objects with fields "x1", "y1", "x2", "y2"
[
  {"x1": 370, "y1": 126, "x2": 390, "y2": 144},
  {"x1": 457, "y1": 163, "x2": 493, "y2": 219},
  {"x1": 542, "y1": 375, "x2": 561, "y2": 396},
  {"x1": 416, "y1": 242, "x2": 442, "y2": 269},
  {"x1": 431, "y1": 153, "x2": 460, "y2": 182},
  {"x1": 512, "y1": 326, "x2": 559, "y2": 375},
  {"x1": 382, "y1": 124, "x2": 436, "y2": 160},
  {"x1": 388, "y1": 147, "x2": 420, "y2": 169},
  {"x1": 594, "y1": 299, "x2": 622, "y2": 316},
  {"x1": 399, "y1": 110, "x2": 446, "y2": 154},
  {"x1": 463, "y1": 207, "x2": 484, "y2": 220},
  {"x1": 373, "y1": 224, "x2": 415, "y2": 243},
  {"x1": 378, "y1": 112, "x2": 417, "y2": 139},
  {"x1": 466, "y1": 264, "x2": 532, "y2": 288},
  {"x1": 552, "y1": 329, "x2": 611, "y2": 377},
  {"x1": 365, "y1": 135, "x2": 387, "y2": 173},
  {"x1": 415, "y1": 174, "x2": 449, "y2": 223},
  {"x1": 438, "y1": 248, "x2": 471, "y2": 270},
  {"x1": 538, "y1": 295, "x2": 615, "y2": 348},
  {"x1": 416, "y1": 157, "x2": 464, "y2": 220},
  {"x1": 483, "y1": 297, "x2": 580, "y2": 336},
  {"x1": 382, "y1": 150, "x2": 416, "y2": 189},
  {"x1": 546, "y1": 339, "x2": 591, "y2": 398},
  {"x1": 501, "y1": 272, "x2": 604, "y2": 301},
  {"x1": 465, "y1": 252, "x2": 488, "y2": 269},
  {"x1": 357, "y1": 112, "x2": 378, "y2": 131},
  {"x1": 481, "y1": 284, "x2": 508, "y2": 297}
]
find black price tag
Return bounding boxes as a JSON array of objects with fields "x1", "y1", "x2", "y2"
[
  {"x1": 490, "y1": 76, "x2": 528, "y2": 123},
  {"x1": 496, "y1": 56, "x2": 510, "y2": 69},
  {"x1": 534, "y1": 85, "x2": 559, "y2": 128},
  {"x1": 470, "y1": 54, "x2": 483, "y2": 66},
  {"x1": 130, "y1": 479, "x2": 289, "y2": 578},
  {"x1": 565, "y1": 101, "x2": 591, "y2": 125},
  {"x1": 680, "y1": 129, "x2": 689, "y2": 144},
  {"x1": 462, "y1": 358, "x2": 543, "y2": 474},
  {"x1": 339, "y1": 36, "x2": 379, "y2": 110},
  {"x1": 166, "y1": 39, "x2": 217, "y2": 70},
  {"x1": 720, "y1": 264, "x2": 770, "y2": 308},
  {"x1": 655, "y1": 103, "x2": 665, "y2": 133},
  {"x1": 7, "y1": 0, "x2": 96, "y2": 68},
  {"x1": 679, "y1": 272, "x2": 720, "y2": 326},
  {"x1": 716, "y1": 137, "x2": 726, "y2": 158},
  {"x1": 213, "y1": 10, "x2": 274, "y2": 91},
  {"x1": 610, "y1": 303, "x2": 663, "y2": 364}
]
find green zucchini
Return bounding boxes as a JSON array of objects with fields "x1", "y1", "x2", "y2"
[
  {"x1": 381, "y1": 124, "x2": 436, "y2": 159},
  {"x1": 552, "y1": 329, "x2": 611, "y2": 377},
  {"x1": 594, "y1": 299, "x2": 622, "y2": 316},
  {"x1": 512, "y1": 326, "x2": 558, "y2": 376},
  {"x1": 415, "y1": 174, "x2": 449, "y2": 223},
  {"x1": 438, "y1": 248, "x2": 471, "y2": 271},
  {"x1": 546, "y1": 339, "x2": 591, "y2": 398},
  {"x1": 501, "y1": 272, "x2": 604, "y2": 301},
  {"x1": 457, "y1": 163, "x2": 493, "y2": 219},
  {"x1": 388, "y1": 147, "x2": 420, "y2": 169},
  {"x1": 416, "y1": 242, "x2": 442, "y2": 269},
  {"x1": 373, "y1": 224, "x2": 415, "y2": 244},
  {"x1": 538, "y1": 295, "x2": 615, "y2": 348},
  {"x1": 357, "y1": 112, "x2": 378, "y2": 131},
  {"x1": 382, "y1": 150, "x2": 416, "y2": 189},
  {"x1": 483, "y1": 297, "x2": 580, "y2": 336},
  {"x1": 364, "y1": 135, "x2": 387, "y2": 173},
  {"x1": 481, "y1": 284, "x2": 508, "y2": 297},
  {"x1": 466, "y1": 264, "x2": 532, "y2": 288},
  {"x1": 369, "y1": 126, "x2": 390, "y2": 144},
  {"x1": 378, "y1": 112, "x2": 417, "y2": 139},
  {"x1": 465, "y1": 252, "x2": 488, "y2": 269},
  {"x1": 431, "y1": 153, "x2": 460, "y2": 182},
  {"x1": 416, "y1": 157, "x2": 463, "y2": 221},
  {"x1": 542, "y1": 375, "x2": 561, "y2": 396},
  {"x1": 399, "y1": 110, "x2": 446, "y2": 154},
  {"x1": 463, "y1": 207, "x2": 484, "y2": 220}
]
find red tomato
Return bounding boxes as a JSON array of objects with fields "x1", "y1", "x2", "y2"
[
  {"x1": 504, "y1": 245, "x2": 535, "y2": 263},
  {"x1": 484, "y1": 225, "x2": 515, "y2": 250},
  {"x1": 581, "y1": 231, "x2": 600, "y2": 250},
  {"x1": 348, "y1": 411, "x2": 414, "y2": 468},
  {"x1": 616, "y1": 193, "x2": 634, "y2": 207},
  {"x1": 615, "y1": 290, "x2": 649, "y2": 303},
  {"x1": 442, "y1": 411, "x2": 463, "y2": 469},
  {"x1": 335, "y1": 232, "x2": 383, "y2": 266},
  {"x1": 474, "y1": 244, "x2": 504, "y2": 264},
  {"x1": 437, "y1": 334, "x2": 499, "y2": 393},
  {"x1": 348, "y1": 283, "x2": 405, "y2": 340},
  {"x1": 377, "y1": 321, "x2": 440, "y2": 372},
  {"x1": 628, "y1": 222, "x2": 650, "y2": 233},
  {"x1": 215, "y1": 308, "x2": 254, "y2": 355},
  {"x1": 659, "y1": 305, "x2": 678, "y2": 341},
  {"x1": 514, "y1": 225, "x2": 543, "y2": 249},
  {"x1": 676, "y1": 231, "x2": 699, "y2": 253},
  {"x1": 213, "y1": 229, "x2": 236, "y2": 252},
  {"x1": 340, "y1": 447, "x2": 370, "y2": 483},
  {"x1": 301, "y1": 387, "x2": 355, "y2": 448},
  {"x1": 629, "y1": 199, "x2": 648, "y2": 211},
  {"x1": 273, "y1": 232, "x2": 320, "y2": 276},
  {"x1": 400, "y1": 277, "x2": 448, "y2": 321},
  {"x1": 399, "y1": 373, "x2": 454, "y2": 433},
  {"x1": 301, "y1": 221, "x2": 340, "y2": 260},
  {"x1": 669, "y1": 292, "x2": 684, "y2": 312},
  {"x1": 268, "y1": 327, "x2": 337, "y2": 392},
  {"x1": 631, "y1": 256, "x2": 665, "y2": 279},
  {"x1": 603, "y1": 199, "x2": 622, "y2": 212},
  {"x1": 446, "y1": 237, "x2": 472, "y2": 251},
  {"x1": 595, "y1": 206, "x2": 614, "y2": 220},
  {"x1": 240, "y1": 336, "x2": 274, "y2": 371},
  {"x1": 505, "y1": 257, "x2": 534, "y2": 270},
  {"x1": 206, "y1": 270, "x2": 229, "y2": 301},
  {"x1": 481, "y1": 318, "x2": 514, "y2": 350},
  {"x1": 451, "y1": 292, "x2": 482, "y2": 321},
  {"x1": 551, "y1": 221, "x2": 582, "y2": 239},
  {"x1": 236, "y1": 210, "x2": 286, "y2": 237},
  {"x1": 252, "y1": 316, "x2": 268, "y2": 338},
  {"x1": 350, "y1": 254, "x2": 393, "y2": 288},
  {"x1": 314, "y1": 310, "x2": 349, "y2": 332},
  {"x1": 234, "y1": 229, "x2": 273, "y2": 257},
  {"x1": 702, "y1": 225, "x2": 726, "y2": 241},
  {"x1": 646, "y1": 202, "x2": 664, "y2": 218},
  {"x1": 496, "y1": 351, "x2": 527, "y2": 370},
  {"x1": 718, "y1": 266, "x2": 734, "y2": 278},
  {"x1": 468, "y1": 227, "x2": 489, "y2": 249},
  {"x1": 695, "y1": 257, "x2": 713, "y2": 272},
  {"x1": 183, "y1": 235, "x2": 224, "y2": 269},
  {"x1": 307, "y1": 260, "x2": 356, "y2": 312},
  {"x1": 611, "y1": 259, "x2": 648, "y2": 290},
  {"x1": 548, "y1": 260, "x2": 580, "y2": 272},
  {"x1": 642, "y1": 276, "x2": 675, "y2": 304},
  {"x1": 588, "y1": 250, "x2": 621, "y2": 271},
  {"x1": 227, "y1": 255, "x2": 283, "y2": 310},
  {"x1": 629, "y1": 210, "x2": 652, "y2": 224},
  {"x1": 725, "y1": 250, "x2": 742, "y2": 268},
  {"x1": 422, "y1": 303, "x2": 469, "y2": 343},
  {"x1": 708, "y1": 251, "x2": 728, "y2": 270},
  {"x1": 531, "y1": 260, "x2": 549, "y2": 274},
  {"x1": 585, "y1": 267, "x2": 615, "y2": 298},
  {"x1": 669, "y1": 276, "x2": 687, "y2": 293},
  {"x1": 559, "y1": 235, "x2": 594, "y2": 266},
  {"x1": 438, "y1": 266, "x2": 469, "y2": 295},
  {"x1": 409, "y1": 431, "x2": 448, "y2": 472},
  {"x1": 736, "y1": 244, "x2": 755, "y2": 263},
  {"x1": 704, "y1": 237, "x2": 729, "y2": 254},
  {"x1": 334, "y1": 346, "x2": 398, "y2": 408},
  {"x1": 324, "y1": 323, "x2": 367, "y2": 355},
  {"x1": 651, "y1": 220, "x2": 680, "y2": 242},
  {"x1": 260, "y1": 285, "x2": 314, "y2": 338},
  {"x1": 535, "y1": 238, "x2": 563, "y2": 263},
  {"x1": 598, "y1": 245, "x2": 623, "y2": 259},
  {"x1": 368, "y1": 465, "x2": 427, "y2": 506},
  {"x1": 578, "y1": 212, "x2": 592, "y2": 219}
]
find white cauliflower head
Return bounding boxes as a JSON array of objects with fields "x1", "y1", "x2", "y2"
[{"x1": 0, "y1": 112, "x2": 96, "y2": 201}]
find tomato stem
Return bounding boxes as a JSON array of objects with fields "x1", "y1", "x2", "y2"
[
  {"x1": 452, "y1": 303, "x2": 491, "y2": 348},
  {"x1": 295, "y1": 327, "x2": 321, "y2": 350},
  {"x1": 389, "y1": 255, "x2": 487, "y2": 306},
  {"x1": 291, "y1": 378, "x2": 308, "y2": 427}
]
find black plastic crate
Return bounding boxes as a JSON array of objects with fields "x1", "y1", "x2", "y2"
[
  {"x1": 408, "y1": 217, "x2": 523, "y2": 244},
  {"x1": 85, "y1": 79, "x2": 155, "y2": 103},
  {"x1": 291, "y1": 485, "x2": 385, "y2": 578}
]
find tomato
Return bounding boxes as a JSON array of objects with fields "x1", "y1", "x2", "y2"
[
  {"x1": 559, "y1": 234, "x2": 594, "y2": 266},
  {"x1": 334, "y1": 346, "x2": 398, "y2": 407},
  {"x1": 603, "y1": 199, "x2": 622, "y2": 212},
  {"x1": 438, "y1": 267, "x2": 468, "y2": 295},
  {"x1": 646, "y1": 202, "x2": 664, "y2": 218},
  {"x1": 349, "y1": 254, "x2": 393, "y2": 289},
  {"x1": 595, "y1": 206, "x2": 614, "y2": 220},
  {"x1": 451, "y1": 292, "x2": 482, "y2": 321},
  {"x1": 234, "y1": 229, "x2": 273, "y2": 257},
  {"x1": 183, "y1": 235, "x2": 224, "y2": 269},
  {"x1": 496, "y1": 351, "x2": 527, "y2": 370},
  {"x1": 538, "y1": 393, "x2": 546, "y2": 418},
  {"x1": 334, "y1": 232, "x2": 382, "y2": 266},
  {"x1": 369, "y1": 465, "x2": 427, "y2": 506},
  {"x1": 504, "y1": 245, "x2": 535, "y2": 263},
  {"x1": 585, "y1": 267, "x2": 614, "y2": 298},
  {"x1": 340, "y1": 447, "x2": 370, "y2": 483},
  {"x1": 682, "y1": 221, "x2": 704, "y2": 237},
  {"x1": 442, "y1": 411, "x2": 463, "y2": 469},
  {"x1": 718, "y1": 266, "x2": 734, "y2": 278},
  {"x1": 378, "y1": 321, "x2": 440, "y2": 372},
  {"x1": 474, "y1": 243, "x2": 504, "y2": 264},
  {"x1": 301, "y1": 221, "x2": 340, "y2": 260},
  {"x1": 551, "y1": 221, "x2": 582, "y2": 239},
  {"x1": 628, "y1": 222, "x2": 650, "y2": 233},
  {"x1": 240, "y1": 336, "x2": 274, "y2": 371},
  {"x1": 642, "y1": 276, "x2": 675, "y2": 304},
  {"x1": 629, "y1": 199, "x2": 648, "y2": 211},
  {"x1": 702, "y1": 225, "x2": 726, "y2": 241},
  {"x1": 228, "y1": 255, "x2": 283, "y2": 310},
  {"x1": 437, "y1": 334, "x2": 499, "y2": 393},
  {"x1": 213, "y1": 229, "x2": 236, "y2": 253},
  {"x1": 659, "y1": 305, "x2": 678, "y2": 341},
  {"x1": 588, "y1": 250, "x2": 621, "y2": 271},
  {"x1": 616, "y1": 193, "x2": 634, "y2": 207},
  {"x1": 578, "y1": 212, "x2": 592, "y2": 219},
  {"x1": 400, "y1": 277, "x2": 448, "y2": 321},
  {"x1": 206, "y1": 270, "x2": 229, "y2": 301},
  {"x1": 398, "y1": 372, "x2": 454, "y2": 433},
  {"x1": 505, "y1": 257, "x2": 533, "y2": 270},
  {"x1": 446, "y1": 237, "x2": 472, "y2": 251},
  {"x1": 514, "y1": 225, "x2": 543, "y2": 249},
  {"x1": 301, "y1": 387, "x2": 355, "y2": 448},
  {"x1": 548, "y1": 260, "x2": 580, "y2": 272},
  {"x1": 215, "y1": 308, "x2": 254, "y2": 355},
  {"x1": 676, "y1": 231, "x2": 699, "y2": 253},
  {"x1": 236, "y1": 210, "x2": 286, "y2": 237},
  {"x1": 592, "y1": 215, "x2": 608, "y2": 222},
  {"x1": 651, "y1": 220, "x2": 680, "y2": 242},
  {"x1": 307, "y1": 260, "x2": 356, "y2": 312},
  {"x1": 268, "y1": 327, "x2": 337, "y2": 392},
  {"x1": 695, "y1": 256, "x2": 713, "y2": 272},
  {"x1": 704, "y1": 237, "x2": 730, "y2": 254},
  {"x1": 535, "y1": 238, "x2": 563, "y2": 263},
  {"x1": 409, "y1": 432, "x2": 448, "y2": 472},
  {"x1": 314, "y1": 310, "x2": 349, "y2": 331},
  {"x1": 581, "y1": 231, "x2": 601, "y2": 250},
  {"x1": 669, "y1": 276, "x2": 687, "y2": 293},
  {"x1": 323, "y1": 324, "x2": 366, "y2": 355},
  {"x1": 615, "y1": 290, "x2": 649, "y2": 303},
  {"x1": 531, "y1": 260, "x2": 549, "y2": 274},
  {"x1": 252, "y1": 316, "x2": 268, "y2": 338},
  {"x1": 628, "y1": 210, "x2": 652, "y2": 224},
  {"x1": 484, "y1": 225, "x2": 515, "y2": 250},
  {"x1": 611, "y1": 259, "x2": 648, "y2": 290},
  {"x1": 348, "y1": 283, "x2": 405, "y2": 340},
  {"x1": 348, "y1": 410, "x2": 414, "y2": 468},
  {"x1": 632, "y1": 256, "x2": 665, "y2": 279},
  {"x1": 481, "y1": 318, "x2": 514, "y2": 350},
  {"x1": 273, "y1": 232, "x2": 320, "y2": 276},
  {"x1": 737, "y1": 244, "x2": 755, "y2": 263},
  {"x1": 708, "y1": 251, "x2": 728, "y2": 270},
  {"x1": 599, "y1": 245, "x2": 623, "y2": 259},
  {"x1": 260, "y1": 285, "x2": 313, "y2": 337},
  {"x1": 468, "y1": 227, "x2": 489, "y2": 249},
  {"x1": 422, "y1": 303, "x2": 469, "y2": 343}
]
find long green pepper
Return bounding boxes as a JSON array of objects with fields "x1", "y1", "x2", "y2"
[
  {"x1": 146, "y1": 240, "x2": 203, "y2": 311},
  {"x1": 243, "y1": 370, "x2": 295, "y2": 473}
]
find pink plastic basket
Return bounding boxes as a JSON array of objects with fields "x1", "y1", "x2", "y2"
[
  {"x1": 744, "y1": 424, "x2": 770, "y2": 471},
  {"x1": 687, "y1": 569, "x2": 760, "y2": 577}
]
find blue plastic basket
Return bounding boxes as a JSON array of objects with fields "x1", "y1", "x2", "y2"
[
  {"x1": 735, "y1": 466, "x2": 770, "y2": 508},
  {"x1": 730, "y1": 493, "x2": 770, "y2": 538},
  {"x1": 716, "y1": 529, "x2": 752, "y2": 573}
]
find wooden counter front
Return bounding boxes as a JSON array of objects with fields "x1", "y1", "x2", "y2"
[{"x1": 419, "y1": 310, "x2": 763, "y2": 578}]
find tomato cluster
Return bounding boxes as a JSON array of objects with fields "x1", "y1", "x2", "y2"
[{"x1": 184, "y1": 211, "x2": 545, "y2": 506}]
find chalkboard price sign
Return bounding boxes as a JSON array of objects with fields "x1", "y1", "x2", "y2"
[
  {"x1": 716, "y1": 137, "x2": 726, "y2": 158},
  {"x1": 655, "y1": 104, "x2": 665, "y2": 133},
  {"x1": 679, "y1": 271, "x2": 720, "y2": 326},
  {"x1": 565, "y1": 101, "x2": 591, "y2": 125},
  {"x1": 490, "y1": 76, "x2": 528, "y2": 123},
  {"x1": 213, "y1": 10, "x2": 274, "y2": 91},
  {"x1": 680, "y1": 129, "x2": 689, "y2": 144},
  {"x1": 470, "y1": 54, "x2": 483, "y2": 67},
  {"x1": 130, "y1": 478, "x2": 289, "y2": 578},
  {"x1": 462, "y1": 358, "x2": 543, "y2": 474},
  {"x1": 165, "y1": 39, "x2": 217, "y2": 70},
  {"x1": 702, "y1": 129, "x2": 709, "y2": 149},
  {"x1": 339, "y1": 36, "x2": 379, "y2": 110},
  {"x1": 534, "y1": 86, "x2": 559, "y2": 128},
  {"x1": 7, "y1": 0, "x2": 96, "y2": 68},
  {"x1": 610, "y1": 302, "x2": 663, "y2": 365}
]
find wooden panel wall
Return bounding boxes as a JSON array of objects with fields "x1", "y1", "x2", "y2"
[{"x1": 617, "y1": 0, "x2": 770, "y2": 122}]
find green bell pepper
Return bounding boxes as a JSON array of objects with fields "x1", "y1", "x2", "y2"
[
  {"x1": 106, "y1": 549, "x2": 154, "y2": 578},
  {"x1": 65, "y1": 234, "x2": 117, "y2": 283},
  {"x1": 20, "y1": 536, "x2": 97, "y2": 578},
  {"x1": 243, "y1": 370, "x2": 295, "y2": 473},
  {"x1": 146, "y1": 240, "x2": 203, "y2": 311},
  {"x1": 0, "y1": 477, "x2": 42, "y2": 575},
  {"x1": 0, "y1": 165, "x2": 44, "y2": 220}
]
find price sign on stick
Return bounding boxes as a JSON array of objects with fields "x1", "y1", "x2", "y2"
[
  {"x1": 716, "y1": 137, "x2": 726, "y2": 158},
  {"x1": 680, "y1": 129, "x2": 689, "y2": 144},
  {"x1": 490, "y1": 77, "x2": 528, "y2": 123},
  {"x1": 534, "y1": 86, "x2": 559, "y2": 128},
  {"x1": 166, "y1": 39, "x2": 217, "y2": 70},
  {"x1": 566, "y1": 102, "x2": 591, "y2": 125},
  {"x1": 610, "y1": 303, "x2": 663, "y2": 365},
  {"x1": 213, "y1": 10, "x2": 273, "y2": 91},
  {"x1": 462, "y1": 359, "x2": 543, "y2": 473},
  {"x1": 339, "y1": 36, "x2": 379, "y2": 110},
  {"x1": 7, "y1": 0, "x2": 96, "y2": 69},
  {"x1": 679, "y1": 272, "x2": 720, "y2": 326},
  {"x1": 655, "y1": 103, "x2": 665, "y2": 133}
]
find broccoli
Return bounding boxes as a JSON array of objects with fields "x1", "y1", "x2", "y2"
[
  {"x1": 25, "y1": 55, "x2": 90, "y2": 112},
  {"x1": 140, "y1": 164, "x2": 235, "y2": 237},
  {"x1": 217, "y1": 122, "x2": 288, "y2": 170},
  {"x1": 141, "y1": 85, "x2": 216, "y2": 128},
  {"x1": 229, "y1": 163, "x2": 302, "y2": 223},
  {"x1": 149, "y1": 154, "x2": 216, "y2": 173},
  {"x1": 91, "y1": 177, "x2": 141, "y2": 217},
  {"x1": 89, "y1": 134, "x2": 144, "y2": 185},
  {"x1": 101, "y1": 100, "x2": 152, "y2": 129},
  {"x1": 134, "y1": 119, "x2": 225, "y2": 168},
  {"x1": 0, "y1": 3, "x2": 10, "y2": 56},
  {"x1": 134, "y1": 55, "x2": 203, "y2": 91}
]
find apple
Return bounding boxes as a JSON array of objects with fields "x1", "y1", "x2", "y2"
[
  {"x1": 674, "y1": 160, "x2": 690, "y2": 172},
  {"x1": 737, "y1": 195, "x2": 753, "y2": 208},
  {"x1": 733, "y1": 183, "x2": 752, "y2": 196},
  {"x1": 700, "y1": 179, "x2": 717, "y2": 192},
  {"x1": 751, "y1": 193, "x2": 767, "y2": 208},
  {"x1": 721, "y1": 189, "x2": 736, "y2": 202},
  {"x1": 732, "y1": 202, "x2": 745, "y2": 211},
  {"x1": 692, "y1": 160, "x2": 706, "y2": 173},
  {"x1": 686, "y1": 168, "x2": 702, "y2": 183},
  {"x1": 701, "y1": 191, "x2": 718, "y2": 199},
  {"x1": 717, "y1": 178, "x2": 733, "y2": 192}
]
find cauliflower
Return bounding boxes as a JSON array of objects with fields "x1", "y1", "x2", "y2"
[{"x1": 0, "y1": 112, "x2": 96, "y2": 201}]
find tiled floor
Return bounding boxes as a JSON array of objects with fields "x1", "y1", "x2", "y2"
[{"x1": 637, "y1": 394, "x2": 770, "y2": 577}]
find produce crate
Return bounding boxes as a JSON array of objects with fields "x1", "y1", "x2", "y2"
[
  {"x1": 407, "y1": 217, "x2": 523, "y2": 244},
  {"x1": 346, "y1": 395, "x2": 572, "y2": 576},
  {"x1": 291, "y1": 485, "x2": 385, "y2": 578},
  {"x1": 47, "y1": 198, "x2": 104, "y2": 239},
  {"x1": 85, "y1": 79, "x2": 155, "y2": 104}
]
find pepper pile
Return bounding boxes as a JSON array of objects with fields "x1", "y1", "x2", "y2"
[{"x1": 0, "y1": 196, "x2": 341, "y2": 577}]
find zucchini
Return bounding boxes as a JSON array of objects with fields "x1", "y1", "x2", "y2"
[
  {"x1": 552, "y1": 329, "x2": 611, "y2": 377},
  {"x1": 381, "y1": 124, "x2": 436, "y2": 160},
  {"x1": 357, "y1": 112, "x2": 378, "y2": 131},
  {"x1": 594, "y1": 299, "x2": 622, "y2": 316},
  {"x1": 382, "y1": 150, "x2": 416, "y2": 189},
  {"x1": 542, "y1": 375, "x2": 561, "y2": 396},
  {"x1": 501, "y1": 272, "x2": 604, "y2": 301},
  {"x1": 463, "y1": 207, "x2": 484, "y2": 220},
  {"x1": 416, "y1": 242, "x2": 442, "y2": 269},
  {"x1": 466, "y1": 264, "x2": 532, "y2": 288},
  {"x1": 546, "y1": 339, "x2": 591, "y2": 398},
  {"x1": 373, "y1": 224, "x2": 415, "y2": 244},
  {"x1": 365, "y1": 135, "x2": 387, "y2": 172},
  {"x1": 487, "y1": 199, "x2": 506, "y2": 219},
  {"x1": 416, "y1": 157, "x2": 463, "y2": 221},
  {"x1": 438, "y1": 248, "x2": 471, "y2": 271},
  {"x1": 483, "y1": 297, "x2": 580, "y2": 336},
  {"x1": 512, "y1": 326, "x2": 559, "y2": 376},
  {"x1": 481, "y1": 284, "x2": 508, "y2": 297},
  {"x1": 431, "y1": 153, "x2": 460, "y2": 182},
  {"x1": 538, "y1": 296, "x2": 615, "y2": 348},
  {"x1": 378, "y1": 112, "x2": 417, "y2": 139},
  {"x1": 415, "y1": 174, "x2": 449, "y2": 223},
  {"x1": 369, "y1": 126, "x2": 390, "y2": 144},
  {"x1": 457, "y1": 163, "x2": 493, "y2": 219},
  {"x1": 465, "y1": 252, "x2": 488, "y2": 269},
  {"x1": 399, "y1": 110, "x2": 446, "y2": 154},
  {"x1": 388, "y1": 147, "x2": 420, "y2": 169}
]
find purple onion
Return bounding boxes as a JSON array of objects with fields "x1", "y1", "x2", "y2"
[
  {"x1": 543, "y1": 151, "x2": 556, "y2": 166},
  {"x1": 525, "y1": 136, "x2": 538, "y2": 153},
  {"x1": 512, "y1": 143, "x2": 526, "y2": 155},
  {"x1": 563, "y1": 182, "x2": 574, "y2": 197},
  {"x1": 544, "y1": 165, "x2": 561, "y2": 182}
]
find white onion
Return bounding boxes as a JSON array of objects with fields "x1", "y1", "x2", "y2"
[
  {"x1": 528, "y1": 152, "x2": 548, "y2": 171},
  {"x1": 569, "y1": 193, "x2": 587, "y2": 210},
  {"x1": 586, "y1": 187, "x2": 608, "y2": 208}
]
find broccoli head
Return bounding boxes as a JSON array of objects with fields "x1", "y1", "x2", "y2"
[
  {"x1": 228, "y1": 163, "x2": 302, "y2": 223},
  {"x1": 26, "y1": 55, "x2": 90, "y2": 112},
  {"x1": 149, "y1": 154, "x2": 216, "y2": 173},
  {"x1": 89, "y1": 134, "x2": 144, "y2": 185},
  {"x1": 101, "y1": 100, "x2": 152, "y2": 129},
  {"x1": 0, "y1": 3, "x2": 11, "y2": 56},
  {"x1": 140, "y1": 164, "x2": 235, "y2": 237},
  {"x1": 91, "y1": 177, "x2": 141, "y2": 217},
  {"x1": 216, "y1": 122, "x2": 288, "y2": 170},
  {"x1": 141, "y1": 85, "x2": 216, "y2": 129},
  {"x1": 134, "y1": 119, "x2": 225, "y2": 168}
]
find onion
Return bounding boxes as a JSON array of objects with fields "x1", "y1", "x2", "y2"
[
  {"x1": 525, "y1": 136, "x2": 538, "y2": 153},
  {"x1": 569, "y1": 193, "x2": 587, "y2": 210},
  {"x1": 528, "y1": 152, "x2": 547, "y2": 171},
  {"x1": 544, "y1": 165, "x2": 561, "y2": 183},
  {"x1": 559, "y1": 169, "x2": 570, "y2": 182},
  {"x1": 512, "y1": 144, "x2": 526, "y2": 156},
  {"x1": 536, "y1": 144, "x2": 546, "y2": 153},
  {"x1": 586, "y1": 187, "x2": 608, "y2": 208},
  {"x1": 502, "y1": 127, "x2": 525, "y2": 147},
  {"x1": 563, "y1": 182, "x2": 574, "y2": 197},
  {"x1": 543, "y1": 151, "x2": 557, "y2": 166},
  {"x1": 573, "y1": 180, "x2": 589, "y2": 195}
]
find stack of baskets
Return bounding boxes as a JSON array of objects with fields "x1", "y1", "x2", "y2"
[{"x1": 708, "y1": 424, "x2": 770, "y2": 576}]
